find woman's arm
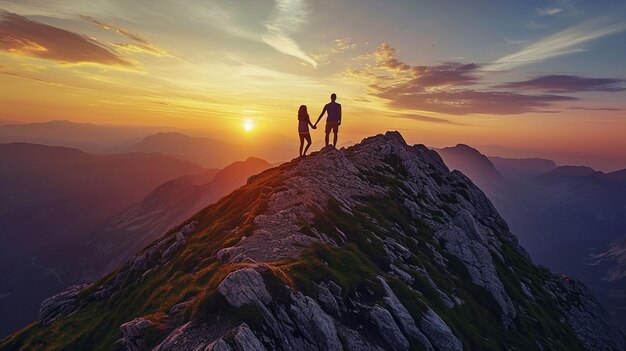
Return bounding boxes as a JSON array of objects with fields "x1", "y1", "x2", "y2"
[{"x1": 313, "y1": 105, "x2": 326, "y2": 127}]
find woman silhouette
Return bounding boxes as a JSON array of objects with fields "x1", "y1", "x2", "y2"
[{"x1": 298, "y1": 105, "x2": 316, "y2": 157}]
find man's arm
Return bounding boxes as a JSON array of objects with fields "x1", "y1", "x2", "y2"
[
  {"x1": 314, "y1": 105, "x2": 327, "y2": 127},
  {"x1": 338, "y1": 104, "x2": 342, "y2": 125}
]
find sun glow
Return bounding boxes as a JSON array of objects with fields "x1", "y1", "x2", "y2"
[{"x1": 243, "y1": 119, "x2": 254, "y2": 132}]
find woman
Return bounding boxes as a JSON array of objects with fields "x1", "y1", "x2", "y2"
[{"x1": 298, "y1": 105, "x2": 316, "y2": 157}]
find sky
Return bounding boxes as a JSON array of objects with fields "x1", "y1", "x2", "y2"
[{"x1": 1, "y1": 0, "x2": 625, "y2": 170}]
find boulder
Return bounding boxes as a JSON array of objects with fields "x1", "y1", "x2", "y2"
[
  {"x1": 120, "y1": 318, "x2": 153, "y2": 351},
  {"x1": 218, "y1": 268, "x2": 272, "y2": 308},
  {"x1": 377, "y1": 277, "x2": 433, "y2": 351},
  {"x1": 419, "y1": 308, "x2": 463, "y2": 351},
  {"x1": 288, "y1": 292, "x2": 342, "y2": 350},
  {"x1": 38, "y1": 284, "x2": 88, "y2": 325},
  {"x1": 369, "y1": 305, "x2": 409, "y2": 351}
]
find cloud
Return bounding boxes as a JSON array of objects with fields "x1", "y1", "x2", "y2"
[
  {"x1": 347, "y1": 43, "x2": 576, "y2": 115},
  {"x1": 80, "y1": 15, "x2": 174, "y2": 58},
  {"x1": 376, "y1": 87, "x2": 574, "y2": 115},
  {"x1": 394, "y1": 113, "x2": 461, "y2": 125},
  {"x1": 1, "y1": 70, "x2": 63, "y2": 86},
  {"x1": 536, "y1": 7, "x2": 563, "y2": 16},
  {"x1": 570, "y1": 106, "x2": 623, "y2": 111},
  {"x1": 362, "y1": 43, "x2": 480, "y2": 86},
  {"x1": 111, "y1": 42, "x2": 173, "y2": 57},
  {"x1": 498, "y1": 75, "x2": 626, "y2": 92},
  {"x1": 261, "y1": 0, "x2": 317, "y2": 68},
  {"x1": 488, "y1": 19, "x2": 626, "y2": 71},
  {"x1": 332, "y1": 37, "x2": 357, "y2": 53},
  {"x1": 0, "y1": 10, "x2": 131, "y2": 66},
  {"x1": 80, "y1": 15, "x2": 148, "y2": 44}
]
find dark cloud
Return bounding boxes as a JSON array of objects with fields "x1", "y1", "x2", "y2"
[
  {"x1": 349, "y1": 43, "x2": 576, "y2": 115},
  {"x1": 0, "y1": 11, "x2": 131, "y2": 66},
  {"x1": 570, "y1": 106, "x2": 623, "y2": 111},
  {"x1": 497, "y1": 75, "x2": 626, "y2": 92},
  {"x1": 377, "y1": 88, "x2": 575, "y2": 115}
]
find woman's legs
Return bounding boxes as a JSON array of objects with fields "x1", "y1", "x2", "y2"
[
  {"x1": 303, "y1": 134, "x2": 312, "y2": 156},
  {"x1": 299, "y1": 134, "x2": 305, "y2": 157}
]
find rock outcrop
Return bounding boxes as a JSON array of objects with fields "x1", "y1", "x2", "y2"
[
  {"x1": 38, "y1": 284, "x2": 88, "y2": 325},
  {"x1": 4, "y1": 132, "x2": 624, "y2": 351}
]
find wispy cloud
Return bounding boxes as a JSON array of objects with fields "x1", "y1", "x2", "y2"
[
  {"x1": 497, "y1": 75, "x2": 626, "y2": 92},
  {"x1": 261, "y1": 0, "x2": 317, "y2": 68},
  {"x1": 570, "y1": 106, "x2": 623, "y2": 111},
  {"x1": 0, "y1": 10, "x2": 132, "y2": 66},
  {"x1": 80, "y1": 15, "x2": 174, "y2": 58},
  {"x1": 488, "y1": 19, "x2": 626, "y2": 71},
  {"x1": 536, "y1": 7, "x2": 563, "y2": 16}
]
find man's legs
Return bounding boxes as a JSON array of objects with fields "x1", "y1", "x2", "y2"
[
  {"x1": 333, "y1": 131, "x2": 338, "y2": 147},
  {"x1": 325, "y1": 131, "x2": 330, "y2": 147}
]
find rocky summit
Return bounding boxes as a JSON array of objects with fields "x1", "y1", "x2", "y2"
[{"x1": 1, "y1": 132, "x2": 624, "y2": 351}]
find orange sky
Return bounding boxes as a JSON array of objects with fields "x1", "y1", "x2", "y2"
[{"x1": 1, "y1": 2, "x2": 625, "y2": 170}]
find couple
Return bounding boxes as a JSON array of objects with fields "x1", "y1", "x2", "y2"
[{"x1": 298, "y1": 93, "x2": 342, "y2": 157}]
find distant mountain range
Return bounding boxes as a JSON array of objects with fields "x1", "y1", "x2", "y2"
[
  {"x1": 0, "y1": 120, "x2": 166, "y2": 153},
  {"x1": 437, "y1": 144, "x2": 626, "y2": 331},
  {"x1": 0, "y1": 120, "x2": 293, "y2": 168},
  {"x1": 0, "y1": 143, "x2": 271, "y2": 337}
]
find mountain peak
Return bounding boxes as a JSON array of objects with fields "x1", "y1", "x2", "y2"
[{"x1": 3, "y1": 131, "x2": 623, "y2": 351}]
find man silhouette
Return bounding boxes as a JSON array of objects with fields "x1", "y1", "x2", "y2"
[{"x1": 314, "y1": 93, "x2": 342, "y2": 147}]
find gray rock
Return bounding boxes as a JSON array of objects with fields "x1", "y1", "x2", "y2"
[
  {"x1": 218, "y1": 268, "x2": 272, "y2": 308},
  {"x1": 378, "y1": 277, "x2": 433, "y2": 351},
  {"x1": 336, "y1": 324, "x2": 384, "y2": 351},
  {"x1": 419, "y1": 308, "x2": 463, "y2": 351},
  {"x1": 316, "y1": 283, "x2": 340, "y2": 316},
  {"x1": 369, "y1": 305, "x2": 409, "y2": 351},
  {"x1": 206, "y1": 339, "x2": 232, "y2": 351},
  {"x1": 289, "y1": 292, "x2": 342, "y2": 350},
  {"x1": 435, "y1": 210, "x2": 516, "y2": 325},
  {"x1": 120, "y1": 318, "x2": 153, "y2": 351},
  {"x1": 233, "y1": 323, "x2": 268, "y2": 351},
  {"x1": 38, "y1": 284, "x2": 88, "y2": 325}
]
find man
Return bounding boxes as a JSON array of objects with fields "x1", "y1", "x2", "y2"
[{"x1": 314, "y1": 93, "x2": 342, "y2": 147}]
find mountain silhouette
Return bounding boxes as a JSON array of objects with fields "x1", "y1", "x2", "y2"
[
  {"x1": 2, "y1": 132, "x2": 623, "y2": 350},
  {"x1": 488, "y1": 156, "x2": 556, "y2": 181}
]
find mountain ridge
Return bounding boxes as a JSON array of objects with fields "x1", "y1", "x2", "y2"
[{"x1": 2, "y1": 132, "x2": 623, "y2": 351}]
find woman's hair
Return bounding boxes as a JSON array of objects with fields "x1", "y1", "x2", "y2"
[{"x1": 298, "y1": 105, "x2": 308, "y2": 120}]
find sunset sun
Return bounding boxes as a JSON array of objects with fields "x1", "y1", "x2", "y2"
[{"x1": 243, "y1": 119, "x2": 254, "y2": 132}]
